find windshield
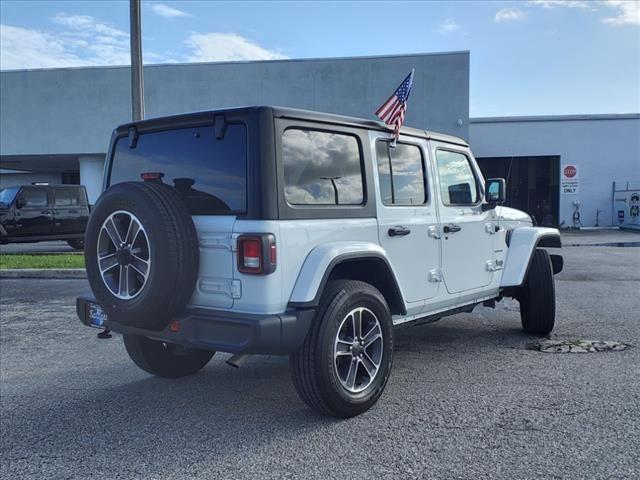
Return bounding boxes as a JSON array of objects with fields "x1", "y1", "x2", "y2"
[{"x1": 0, "y1": 187, "x2": 20, "y2": 207}]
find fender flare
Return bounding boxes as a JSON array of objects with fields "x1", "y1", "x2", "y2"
[
  {"x1": 288, "y1": 241, "x2": 405, "y2": 313},
  {"x1": 501, "y1": 227, "x2": 562, "y2": 287}
]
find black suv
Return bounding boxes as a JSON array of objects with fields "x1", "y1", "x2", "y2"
[{"x1": 0, "y1": 184, "x2": 90, "y2": 249}]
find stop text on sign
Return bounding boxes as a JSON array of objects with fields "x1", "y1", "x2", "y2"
[{"x1": 564, "y1": 165, "x2": 577, "y2": 178}]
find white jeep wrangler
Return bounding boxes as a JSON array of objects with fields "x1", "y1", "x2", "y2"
[{"x1": 77, "y1": 106, "x2": 563, "y2": 418}]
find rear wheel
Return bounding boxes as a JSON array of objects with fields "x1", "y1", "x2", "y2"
[
  {"x1": 519, "y1": 248, "x2": 556, "y2": 335},
  {"x1": 67, "y1": 239, "x2": 84, "y2": 250},
  {"x1": 290, "y1": 280, "x2": 394, "y2": 418},
  {"x1": 123, "y1": 334, "x2": 214, "y2": 378}
]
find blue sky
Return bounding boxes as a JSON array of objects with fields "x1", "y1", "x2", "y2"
[{"x1": 1, "y1": 0, "x2": 638, "y2": 116}]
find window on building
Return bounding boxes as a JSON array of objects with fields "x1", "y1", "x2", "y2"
[
  {"x1": 55, "y1": 189, "x2": 80, "y2": 206},
  {"x1": 376, "y1": 141, "x2": 427, "y2": 206},
  {"x1": 19, "y1": 189, "x2": 48, "y2": 208},
  {"x1": 282, "y1": 128, "x2": 364, "y2": 205},
  {"x1": 435, "y1": 150, "x2": 479, "y2": 205},
  {"x1": 110, "y1": 124, "x2": 247, "y2": 215}
]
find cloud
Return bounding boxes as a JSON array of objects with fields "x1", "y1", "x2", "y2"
[
  {"x1": 0, "y1": 24, "x2": 85, "y2": 69},
  {"x1": 601, "y1": 0, "x2": 640, "y2": 26},
  {"x1": 528, "y1": 0, "x2": 639, "y2": 27},
  {"x1": 2, "y1": 15, "x2": 140, "y2": 70},
  {"x1": 436, "y1": 18, "x2": 461, "y2": 34},
  {"x1": 52, "y1": 13, "x2": 128, "y2": 37},
  {"x1": 150, "y1": 3, "x2": 191, "y2": 18},
  {"x1": 495, "y1": 8, "x2": 527, "y2": 22},
  {"x1": 528, "y1": 0, "x2": 595, "y2": 9},
  {"x1": 50, "y1": 13, "x2": 131, "y2": 65},
  {"x1": 185, "y1": 32, "x2": 288, "y2": 62},
  {"x1": 1, "y1": 12, "x2": 288, "y2": 70}
]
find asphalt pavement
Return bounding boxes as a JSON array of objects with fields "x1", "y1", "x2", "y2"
[
  {"x1": 0, "y1": 240, "x2": 76, "y2": 254},
  {"x1": 1, "y1": 244, "x2": 639, "y2": 479}
]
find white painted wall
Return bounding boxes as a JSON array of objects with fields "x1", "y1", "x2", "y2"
[
  {"x1": 0, "y1": 172, "x2": 62, "y2": 190},
  {"x1": 470, "y1": 114, "x2": 640, "y2": 227},
  {"x1": 79, "y1": 156, "x2": 105, "y2": 204}
]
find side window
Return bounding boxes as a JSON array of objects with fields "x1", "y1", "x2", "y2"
[
  {"x1": 435, "y1": 150, "x2": 479, "y2": 205},
  {"x1": 376, "y1": 141, "x2": 427, "y2": 206},
  {"x1": 55, "y1": 189, "x2": 80, "y2": 207},
  {"x1": 19, "y1": 189, "x2": 48, "y2": 208},
  {"x1": 282, "y1": 128, "x2": 364, "y2": 205}
]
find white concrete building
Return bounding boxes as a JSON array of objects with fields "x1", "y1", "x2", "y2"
[
  {"x1": 469, "y1": 114, "x2": 640, "y2": 228},
  {"x1": 1, "y1": 52, "x2": 638, "y2": 228}
]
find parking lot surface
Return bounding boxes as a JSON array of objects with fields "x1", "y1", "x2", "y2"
[
  {"x1": 1, "y1": 244, "x2": 639, "y2": 479},
  {"x1": 0, "y1": 241, "x2": 76, "y2": 254}
]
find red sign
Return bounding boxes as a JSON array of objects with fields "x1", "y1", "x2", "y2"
[{"x1": 564, "y1": 165, "x2": 577, "y2": 178}]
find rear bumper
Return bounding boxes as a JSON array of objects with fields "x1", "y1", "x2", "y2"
[{"x1": 76, "y1": 295, "x2": 314, "y2": 355}]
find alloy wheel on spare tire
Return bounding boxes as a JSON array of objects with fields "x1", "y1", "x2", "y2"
[{"x1": 85, "y1": 181, "x2": 199, "y2": 330}]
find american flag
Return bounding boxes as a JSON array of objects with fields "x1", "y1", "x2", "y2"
[{"x1": 375, "y1": 69, "x2": 415, "y2": 142}]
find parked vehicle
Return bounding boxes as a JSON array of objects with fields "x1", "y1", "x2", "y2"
[
  {"x1": 0, "y1": 184, "x2": 89, "y2": 249},
  {"x1": 76, "y1": 107, "x2": 563, "y2": 417}
]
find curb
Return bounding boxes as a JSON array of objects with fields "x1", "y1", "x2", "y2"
[
  {"x1": 565, "y1": 241, "x2": 640, "y2": 247},
  {"x1": 0, "y1": 268, "x2": 87, "y2": 279}
]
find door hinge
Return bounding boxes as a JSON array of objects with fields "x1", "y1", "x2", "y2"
[
  {"x1": 428, "y1": 269, "x2": 443, "y2": 282},
  {"x1": 428, "y1": 225, "x2": 441, "y2": 239},
  {"x1": 485, "y1": 259, "x2": 504, "y2": 272}
]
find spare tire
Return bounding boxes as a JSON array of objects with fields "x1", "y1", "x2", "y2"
[{"x1": 85, "y1": 181, "x2": 199, "y2": 330}]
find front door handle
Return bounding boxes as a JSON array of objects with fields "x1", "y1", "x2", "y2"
[
  {"x1": 388, "y1": 226, "x2": 411, "y2": 237},
  {"x1": 443, "y1": 224, "x2": 462, "y2": 234}
]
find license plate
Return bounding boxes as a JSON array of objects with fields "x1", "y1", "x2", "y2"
[{"x1": 87, "y1": 302, "x2": 108, "y2": 328}]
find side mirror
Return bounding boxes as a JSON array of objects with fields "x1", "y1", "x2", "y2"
[
  {"x1": 483, "y1": 178, "x2": 506, "y2": 210},
  {"x1": 15, "y1": 197, "x2": 26, "y2": 209}
]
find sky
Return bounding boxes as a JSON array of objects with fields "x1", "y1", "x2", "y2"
[{"x1": 1, "y1": 0, "x2": 638, "y2": 117}]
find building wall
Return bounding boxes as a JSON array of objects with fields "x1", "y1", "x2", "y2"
[
  {"x1": 0, "y1": 52, "x2": 470, "y2": 158},
  {"x1": 0, "y1": 172, "x2": 62, "y2": 190},
  {"x1": 470, "y1": 114, "x2": 640, "y2": 227}
]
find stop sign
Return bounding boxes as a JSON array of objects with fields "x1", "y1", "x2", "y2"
[{"x1": 564, "y1": 165, "x2": 577, "y2": 178}]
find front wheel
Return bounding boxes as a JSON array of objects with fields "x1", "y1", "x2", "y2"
[
  {"x1": 123, "y1": 334, "x2": 215, "y2": 378},
  {"x1": 519, "y1": 249, "x2": 556, "y2": 335},
  {"x1": 290, "y1": 280, "x2": 394, "y2": 418}
]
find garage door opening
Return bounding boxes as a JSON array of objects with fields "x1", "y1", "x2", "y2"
[{"x1": 476, "y1": 156, "x2": 559, "y2": 226}]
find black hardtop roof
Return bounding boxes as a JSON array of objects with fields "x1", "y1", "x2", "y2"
[{"x1": 116, "y1": 106, "x2": 468, "y2": 147}]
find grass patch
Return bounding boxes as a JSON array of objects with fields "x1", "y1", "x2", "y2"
[{"x1": 0, "y1": 254, "x2": 85, "y2": 269}]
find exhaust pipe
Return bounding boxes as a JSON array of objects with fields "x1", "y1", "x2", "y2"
[{"x1": 226, "y1": 354, "x2": 251, "y2": 368}]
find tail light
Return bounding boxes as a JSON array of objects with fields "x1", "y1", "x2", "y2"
[{"x1": 237, "y1": 234, "x2": 276, "y2": 275}]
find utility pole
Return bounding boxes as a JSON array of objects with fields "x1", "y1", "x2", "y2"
[
  {"x1": 321, "y1": 176, "x2": 341, "y2": 205},
  {"x1": 129, "y1": 0, "x2": 145, "y2": 121}
]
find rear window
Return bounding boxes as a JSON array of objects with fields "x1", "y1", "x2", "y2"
[
  {"x1": 55, "y1": 189, "x2": 81, "y2": 206},
  {"x1": 109, "y1": 124, "x2": 247, "y2": 215}
]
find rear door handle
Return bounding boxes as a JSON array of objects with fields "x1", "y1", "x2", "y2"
[
  {"x1": 443, "y1": 224, "x2": 462, "y2": 234},
  {"x1": 388, "y1": 226, "x2": 411, "y2": 237}
]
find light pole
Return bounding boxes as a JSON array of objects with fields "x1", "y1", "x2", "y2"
[
  {"x1": 321, "y1": 176, "x2": 341, "y2": 205},
  {"x1": 130, "y1": 0, "x2": 145, "y2": 121}
]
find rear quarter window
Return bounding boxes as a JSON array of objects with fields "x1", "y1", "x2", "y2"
[
  {"x1": 282, "y1": 128, "x2": 364, "y2": 205},
  {"x1": 109, "y1": 124, "x2": 247, "y2": 215}
]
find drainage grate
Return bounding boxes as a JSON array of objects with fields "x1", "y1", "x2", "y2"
[{"x1": 532, "y1": 339, "x2": 629, "y2": 353}]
